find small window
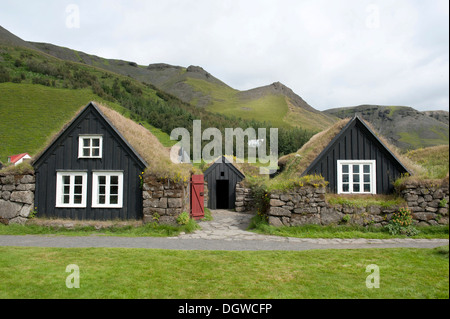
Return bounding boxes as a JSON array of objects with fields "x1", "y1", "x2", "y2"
[
  {"x1": 78, "y1": 135, "x2": 102, "y2": 158},
  {"x1": 337, "y1": 160, "x2": 376, "y2": 195},
  {"x1": 56, "y1": 172, "x2": 87, "y2": 207},
  {"x1": 92, "y1": 172, "x2": 123, "y2": 208}
]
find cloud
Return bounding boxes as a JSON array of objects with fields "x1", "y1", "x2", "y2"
[{"x1": 0, "y1": 0, "x2": 448, "y2": 111}]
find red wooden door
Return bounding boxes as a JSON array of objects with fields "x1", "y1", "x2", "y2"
[{"x1": 190, "y1": 175, "x2": 205, "y2": 220}]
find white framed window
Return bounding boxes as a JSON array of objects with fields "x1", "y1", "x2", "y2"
[
  {"x1": 78, "y1": 135, "x2": 103, "y2": 158},
  {"x1": 337, "y1": 160, "x2": 376, "y2": 194},
  {"x1": 56, "y1": 172, "x2": 88, "y2": 207},
  {"x1": 92, "y1": 172, "x2": 123, "y2": 208}
]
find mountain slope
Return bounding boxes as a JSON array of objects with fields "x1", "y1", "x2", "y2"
[
  {"x1": 1, "y1": 31, "x2": 314, "y2": 161},
  {"x1": 28, "y1": 34, "x2": 336, "y2": 131},
  {"x1": 0, "y1": 26, "x2": 37, "y2": 50},
  {"x1": 324, "y1": 105, "x2": 449, "y2": 150}
]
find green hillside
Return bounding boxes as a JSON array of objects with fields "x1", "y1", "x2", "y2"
[
  {"x1": 172, "y1": 71, "x2": 337, "y2": 131},
  {"x1": 0, "y1": 83, "x2": 174, "y2": 163},
  {"x1": 186, "y1": 77, "x2": 290, "y2": 128},
  {"x1": 0, "y1": 42, "x2": 314, "y2": 163}
]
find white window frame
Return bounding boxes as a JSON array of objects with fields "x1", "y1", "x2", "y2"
[
  {"x1": 92, "y1": 171, "x2": 124, "y2": 208},
  {"x1": 337, "y1": 160, "x2": 376, "y2": 195},
  {"x1": 78, "y1": 135, "x2": 103, "y2": 159},
  {"x1": 56, "y1": 172, "x2": 88, "y2": 208}
]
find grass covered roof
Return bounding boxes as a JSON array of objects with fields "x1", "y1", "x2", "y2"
[
  {"x1": 276, "y1": 116, "x2": 422, "y2": 181},
  {"x1": 95, "y1": 103, "x2": 195, "y2": 181},
  {"x1": 28, "y1": 101, "x2": 195, "y2": 181}
]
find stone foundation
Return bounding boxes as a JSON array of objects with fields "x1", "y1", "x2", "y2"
[
  {"x1": 0, "y1": 173, "x2": 35, "y2": 225},
  {"x1": 265, "y1": 179, "x2": 449, "y2": 227}
]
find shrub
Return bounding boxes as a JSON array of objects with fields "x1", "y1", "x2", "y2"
[
  {"x1": 176, "y1": 212, "x2": 190, "y2": 225},
  {"x1": 0, "y1": 65, "x2": 10, "y2": 83},
  {"x1": 385, "y1": 207, "x2": 419, "y2": 236}
]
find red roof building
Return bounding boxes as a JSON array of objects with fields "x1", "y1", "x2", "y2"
[{"x1": 8, "y1": 153, "x2": 31, "y2": 165}]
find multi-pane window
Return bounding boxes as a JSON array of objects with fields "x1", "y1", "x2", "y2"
[
  {"x1": 56, "y1": 172, "x2": 87, "y2": 207},
  {"x1": 78, "y1": 135, "x2": 102, "y2": 158},
  {"x1": 337, "y1": 160, "x2": 376, "y2": 194},
  {"x1": 92, "y1": 172, "x2": 123, "y2": 208}
]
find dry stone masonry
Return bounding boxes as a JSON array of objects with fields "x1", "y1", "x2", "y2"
[
  {"x1": 397, "y1": 179, "x2": 449, "y2": 226},
  {"x1": 0, "y1": 173, "x2": 35, "y2": 225},
  {"x1": 234, "y1": 182, "x2": 255, "y2": 213},
  {"x1": 142, "y1": 175, "x2": 190, "y2": 225},
  {"x1": 266, "y1": 179, "x2": 449, "y2": 227}
]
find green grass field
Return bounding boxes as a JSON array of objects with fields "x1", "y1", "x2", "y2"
[
  {"x1": 0, "y1": 83, "x2": 174, "y2": 163},
  {"x1": 0, "y1": 246, "x2": 447, "y2": 299}
]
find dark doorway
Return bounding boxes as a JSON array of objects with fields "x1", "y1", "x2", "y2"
[
  {"x1": 216, "y1": 180, "x2": 229, "y2": 209},
  {"x1": 204, "y1": 156, "x2": 245, "y2": 210}
]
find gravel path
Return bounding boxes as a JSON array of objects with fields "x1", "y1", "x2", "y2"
[{"x1": 0, "y1": 210, "x2": 448, "y2": 251}]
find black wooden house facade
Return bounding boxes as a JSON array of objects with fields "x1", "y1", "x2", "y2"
[
  {"x1": 33, "y1": 102, "x2": 147, "y2": 220},
  {"x1": 302, "y1": 116, "x2": 410, "y2": 194},
  {"x1": 204, "y1": 156, "x2": 245, "y2": 209}
]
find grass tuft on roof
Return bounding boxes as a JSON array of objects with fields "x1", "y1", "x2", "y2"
[
  {"x1": 95, "y1": 103, "x2": 195, "y2": 181},
  {"x1": 277, "y1": 118, "x2": 350, "y2": 179}
]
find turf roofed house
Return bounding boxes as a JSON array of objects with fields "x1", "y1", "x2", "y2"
[
  {"x1": 33, "y1": 102, "x2": 148, "y2": 220},
  {"x1": 304, "y1": 116, "x2": 410, "y2": 194},
  {"x1": 279, "y1": 116, "x2": 411, "y2": 195},
  {"x1": 33, "y1": 101, "x2": 194, "y2": 222}
]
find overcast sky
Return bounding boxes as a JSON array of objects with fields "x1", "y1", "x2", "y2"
[{"x1": 1, "y1": 0, "x2": 448, "y2": 111}]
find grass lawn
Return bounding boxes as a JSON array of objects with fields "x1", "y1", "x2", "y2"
[
  {"x1": 0, "y1": 246, "x2": 448, "y2": 299},
  {"x1": 0, "y1": 219, "x2": 199, "y2": 237}
]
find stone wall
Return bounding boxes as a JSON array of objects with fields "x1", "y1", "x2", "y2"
[
  {"x1": 266, "y1": 179, "x2": 449, "y2": 227},
  {"x1": 142, "y1": 175, "x2": 189, "y2": 225},
  {"x1": 0, "y1": 173, "x2": 35, "y2": 225},
  {"x1": 397, "y1": 180, "x2": 449, "y2": 226},
  {"x1": 235, "y1": 182, "x2": 255, "y2": 213}
]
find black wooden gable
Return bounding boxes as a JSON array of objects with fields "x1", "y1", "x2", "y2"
[
  {"x1": 33, "y1": 102, "x2": 147, "y2": 169},
  {"x1": 303, "y1": 116, "x2": 409, "y2": 194},
  {"x1": 204, "y1": 156, "x2": 245, "y2": 180},
  {"x1": 204, "y1": 156, "x2": 245, "y2": 209}
]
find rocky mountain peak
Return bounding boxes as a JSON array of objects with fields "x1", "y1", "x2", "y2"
[
  {"x1": 186, "y1": 65, "x2": 211, "y2": 79},
  {"x1": 147, "y1": 63, "x2": 183, "y2": 71}
]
